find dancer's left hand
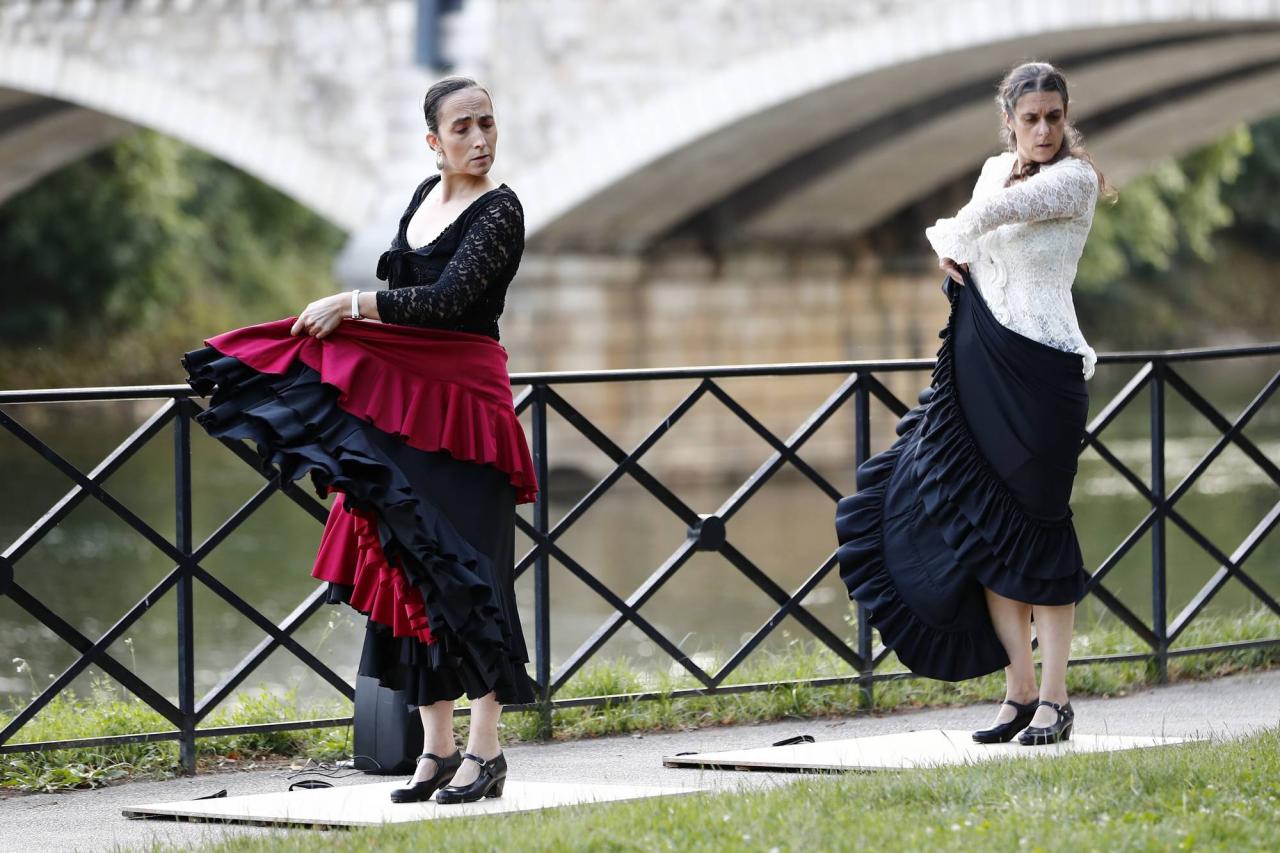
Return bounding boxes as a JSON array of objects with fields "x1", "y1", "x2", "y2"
[
  {"x1": 290, "y1": 294, "x2": 349, "y2": 339},
  {"x1": 940, "y1": 258, "x2": 969, "y2": 285}
]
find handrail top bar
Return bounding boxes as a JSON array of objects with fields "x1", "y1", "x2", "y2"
[
  {"x1": 0, "y1": 386, "x2": 201, "y2": 404},
  {"x1": 508, "y1": 341, "x2": 1280, "y2": 383},
  {"x1": 1, "y1": 342, "x2": 1276, "y2": 402},
  {"x1": 1096, "y1": 342, "x2": 1280, "y2": 364},
  {"x1": 510, "y1": 358, "x2": 935, "y2": 385}
]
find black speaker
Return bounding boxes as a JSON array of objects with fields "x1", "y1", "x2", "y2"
[{"x1": 351, "y1": 675, "x2": 423, "y2": 774}]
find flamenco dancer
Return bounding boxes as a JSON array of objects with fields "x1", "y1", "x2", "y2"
[
  {"x1": 835, "y1": 62, "x2": 1109, "y2": 746},
  {"x1": 184, "y1": 77, "x2": 536, "y2": 803}
]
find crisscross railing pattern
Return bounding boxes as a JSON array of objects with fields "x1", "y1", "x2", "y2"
[
  {"x1": 1, "y1": 342, "x2": 1276, "y2": 769},
  {"x1": 1078, "y1": 357, "x2": 1280, "y2": 678},
  {"x1": 0, "y1": 393, "x2": 355, "y2": 772}
]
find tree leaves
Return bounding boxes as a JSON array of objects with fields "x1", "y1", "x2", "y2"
[
  {"x1": 1077, "y1": 125, "x2": 1253, "y2": 293},
  {"x1": 0, "y1": 130, "x2": 344, "y2": 347}
]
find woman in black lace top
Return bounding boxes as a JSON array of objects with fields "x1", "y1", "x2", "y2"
[
  {"x1": 372, "y1": 171, "x2": 524, "y2": 338},
  {"x1": 292, "y1": 100, "x2": 524, "y2": 340},
  {"x1": 186, "y1": 76, "x2": 535, "y2": 804}
]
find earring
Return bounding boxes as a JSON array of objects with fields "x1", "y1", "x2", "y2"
[{"x1": 435, "y1": 149, "x2": 444, "y2": 170}]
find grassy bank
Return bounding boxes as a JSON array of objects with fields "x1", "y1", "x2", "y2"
[
  {"x1": 200, "y1": 726, "x2": 1280, "y2": 852},
  {"x1": 499, "y1": 610, "x2": 1280, "y2": 742},
  {"x1": 0, "y1": 683, "x2": 350, "y2": 794},
  {"x1": 2, "y1": 610, "x2": 1277, "y2": 794}
]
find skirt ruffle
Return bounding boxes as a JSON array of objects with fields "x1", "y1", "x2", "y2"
[
  {"x1": 313, "y1": 492, "x2": 434, "y2": 645},
  {"x1": 187, "y1": 318, "x2": 537, "y2": 504},
  {"x1": 915, "y1": 291, "x2": 1088, "y2": 603},
  {"x1": 184, "y1": 349, "x2": 534, "y2": 705},
  {"x1": 835, "y1": 278, "x2": 1089, "y2": 682}
]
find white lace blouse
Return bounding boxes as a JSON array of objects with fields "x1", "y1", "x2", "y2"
[{"x1": 925, "y1": 152, "x2": 1100, "y2": 379}]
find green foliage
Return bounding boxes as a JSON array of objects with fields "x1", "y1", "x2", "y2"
[
  {"x1": 0, "y1": 129, "x2": 344, "y2": 386},
  {"x1": 1076, "y1": 125, "x2": 1252, "y2": 291},
  {"x1": 1225, "y1": 114, "x2": 1280, "y2": 243},
  {"x1": 0, "y1": 133, "x2": 193, "y2": 343},
  {"x1": 0, "y1": 677, "x2": 350, "y2": 794},
  {"x1": 199, "y1": 689, "x2": 352, "y2": 762},
  {"x1": 1072, "y1": 122, "x2": 1280, "y2": 347},
  {"x1": 500, "y1": 610, "x2": 1280, "y2": 743}
]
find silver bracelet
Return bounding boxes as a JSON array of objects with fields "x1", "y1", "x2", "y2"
[{"x1": 350, "y1": 289, "x2": 363, "y2": 320}]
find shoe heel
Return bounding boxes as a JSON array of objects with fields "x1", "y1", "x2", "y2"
[
  {"x1": 1061, "y1": 723, "x2": 1073, "y2": 742},
  {"x1": 486, "y1": 779, "x2": 505, "y2": 798}
]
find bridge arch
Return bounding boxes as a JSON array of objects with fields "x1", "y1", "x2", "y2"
[
  {"x1": 0, "y1": 43, "x2": 373, "y2": 230},
  {"x1": 504, "y1": 0, "x2": 1280, "y2": 251}
]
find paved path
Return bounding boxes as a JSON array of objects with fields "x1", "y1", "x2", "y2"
[{"x1": 2, "y1": 669, "x2": 1277, "y2": 852}]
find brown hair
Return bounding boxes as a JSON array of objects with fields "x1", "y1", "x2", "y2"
[
  {"x1": 996, "y1": 62, "x2": 1116, "y2": 201},
  {"x1": 422, "y1": 76, "x2": 493, "y2": 133}
]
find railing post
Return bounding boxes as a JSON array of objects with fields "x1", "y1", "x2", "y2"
[
  {"x1": 531, "y1": 385, "x2": 553, "y2": 738},
  {"x1": 854, "y1": 377, "x2": 874, "y2": 710},
  {"x1": 174, "y1": 399, "x2": 197, "y2": 774},
  {"x1": 1150, "y1": 362, "x2": 1168, "y2": 684}
]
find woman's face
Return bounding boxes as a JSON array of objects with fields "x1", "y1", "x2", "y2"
[
  {"x1": 1004, "y1": 90, "x2": 1066, "y2": 165},
  {"x1": 429, "y1": 88, "x2": 497, "y2": 176}
]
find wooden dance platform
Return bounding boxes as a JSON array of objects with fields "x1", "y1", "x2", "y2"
[
  {"x1": 662, "y1": 729, "x2": 1189, "y2": 772},
  {"x1": 123, "y1": 779, "x2": 702, "y2": 828}
]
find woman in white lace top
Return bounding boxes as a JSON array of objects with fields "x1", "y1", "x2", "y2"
[
  {"x1": 925, "y1": 131, "x2": 1100, "y2": 378},
  {"x1": 835, "y1": 62, "x2": 1110, "y2": 748}
]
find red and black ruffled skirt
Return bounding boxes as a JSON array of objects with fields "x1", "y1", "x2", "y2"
[
  {"x1": 183, "y1": 318, "x2": 538, "y2": 706},
  {"x1": 834, "y1": 276, "x2": 1089, "y2": 682}
]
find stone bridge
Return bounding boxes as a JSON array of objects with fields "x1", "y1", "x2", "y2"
[
  {"x1": 4, "y1": 0, "x2": 1279, "y2": 261},
  {"x1": 4, "y1": 1, "x2": 1279, "y2": 478}
]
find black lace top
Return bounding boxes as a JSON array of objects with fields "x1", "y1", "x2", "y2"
[{"x1": 374, "y1": 176, "x2": 525, "y2": 340}]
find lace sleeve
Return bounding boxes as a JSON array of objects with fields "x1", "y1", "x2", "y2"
[
  {"x1": 925, "y1": 155, "x2": 1004, "y2": 264},
  {"x1": 926, "y1": 158, "x2": 1097, "y2": 262},
  {"x1": 376, "y1": 193, "x2": 525, "y2": 327}
]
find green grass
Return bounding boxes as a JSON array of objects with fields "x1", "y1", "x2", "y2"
[
  {"x1": 201, "y1": 726, "x2": 1280, "y2": 852},
  {"x1": 2, "y1": 610, "x2": 1277, "y2": 795},
  {"x1": 497, "y1": 609, "x2": 1280, "y2": 742},
  {"x1": 0, "y1": 679, "x2": 350, "y2": 794}
]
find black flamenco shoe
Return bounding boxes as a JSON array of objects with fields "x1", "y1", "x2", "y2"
[
  {"x1": 434, "y1": 751, "x2": 507, "y2": 804},
  {"x1": 1017, "y1": 700, "x2": 1074, "y2": 746},
  {"x1": 971, "y1": 698, "x2": 1039, "y2": 744},
  {"x1": 389, "y1": 750, "x2": 463, "y2": 803}
]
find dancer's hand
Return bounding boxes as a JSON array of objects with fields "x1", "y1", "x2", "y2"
[
  {"x1": 940, "y1": 258, "x2": 969, "y2": 285},
  {"x1": 290, "y1": 294, "x2": 349, "y2": 339}
]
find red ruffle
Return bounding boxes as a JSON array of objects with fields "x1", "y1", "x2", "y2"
[
  {"x1": 204, "y1": 318, "x2": 537, "y2": 504},
  {"x1": 311, "y1": 490, "x2": 435, "y2": 644}
]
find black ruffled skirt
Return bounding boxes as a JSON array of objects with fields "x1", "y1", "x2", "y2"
[
  {"x1": 184, "y1": 350, "x2": 535, "y2": 706},
  {"x1": 834, "y1": 277, "x2": 1089, "y2": 681}
]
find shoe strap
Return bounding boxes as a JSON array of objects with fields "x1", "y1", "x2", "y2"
[
  {"x1": 1036, "y1": 699, "x2": 1073, "y2": 720},
  {"x1": 1002, "y1": 699, "x2": 1037, "y2": 712},
  {"x1": 461, "y1": 751, "x2": 499, "y2": 772},
  {"x1": 418, "y1": 750, "x2": 459, "y2": 764}
]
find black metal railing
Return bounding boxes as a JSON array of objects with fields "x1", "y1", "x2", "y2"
[{"x1": 1, "y1": 342, "x2": 1277, "y2": 771}]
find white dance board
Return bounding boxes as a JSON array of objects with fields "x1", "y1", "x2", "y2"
[
  {"x1": 663, "y1": 729, "x2": 1188, "y2": 772},
  {"x1": 123, "y1": 779, "x2": 701, "y2": 828}
]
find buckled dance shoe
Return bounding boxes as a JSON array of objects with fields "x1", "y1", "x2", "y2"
[
  {"x1": 1017, "y1": 700, "x2": 1074, "y2": 745},
  {"x1": 971, "y1": 698, "x2": 1039, "y2": 744},
  {"x1": 389, "y1": 750, "x2": 463, "y2": 803},
  {"x1": 435, "y1": 751, "x2": 507, "y2": 804}
]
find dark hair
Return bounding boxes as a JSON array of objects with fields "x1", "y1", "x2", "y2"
[
  {"x1": 996, "y1": 62, "x2": 1116, "y2": 201},
  {"x1": 422, "y1": 76, "x2": 492, "y2": 133}
]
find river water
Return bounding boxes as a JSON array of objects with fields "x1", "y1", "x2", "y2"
[{"x1": 1, "y1": 356, "x2": 1277, "y2": 709}]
